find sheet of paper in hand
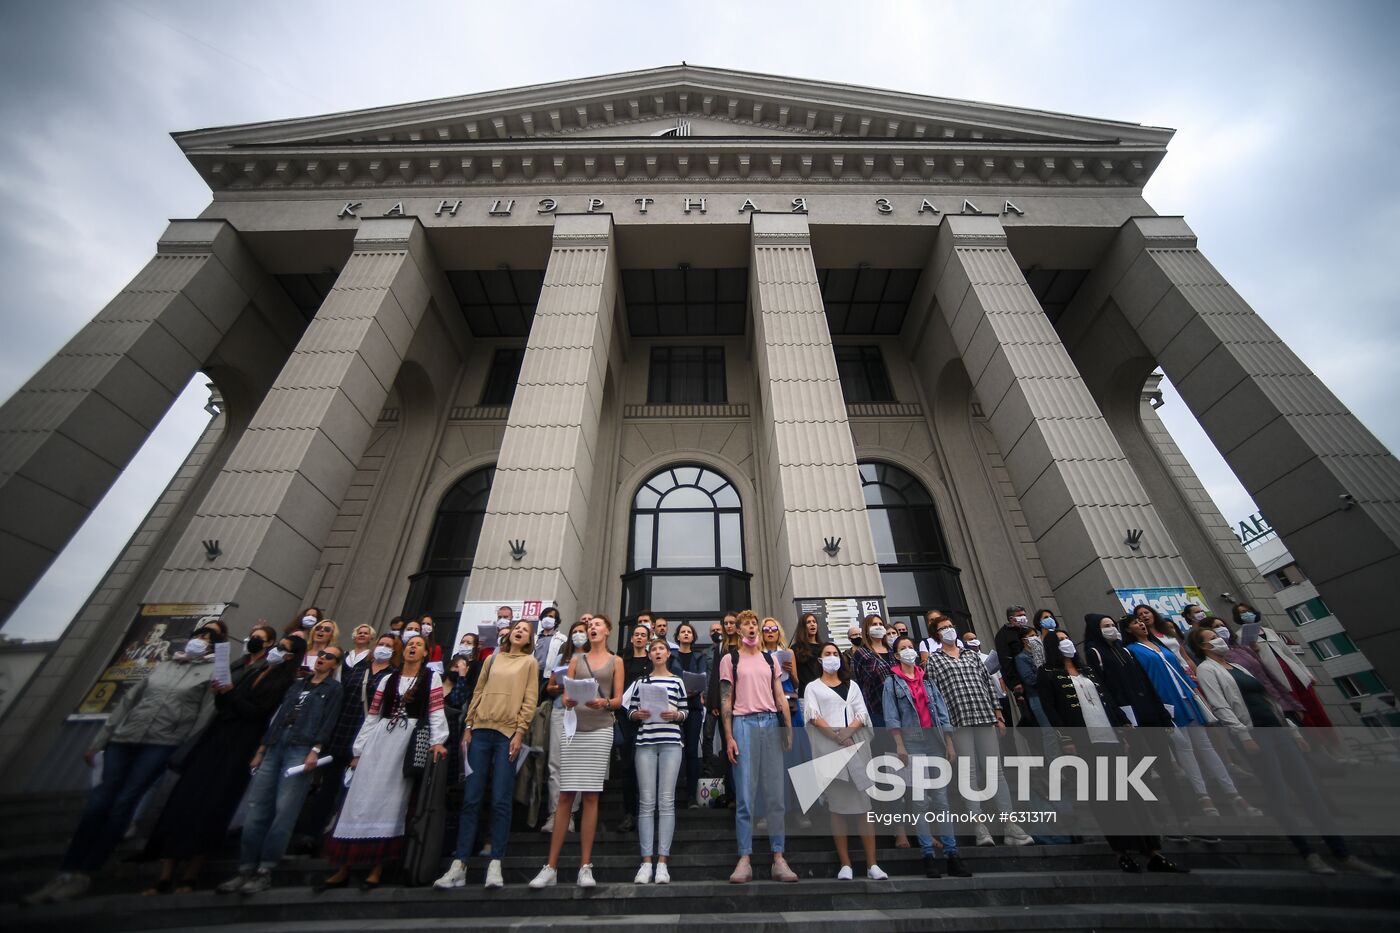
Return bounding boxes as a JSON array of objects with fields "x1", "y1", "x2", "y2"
[
  {"x1": 211, "y1": 641, "x2": 232, "y2": 686},
  {"x1": 563, "y1": 677, "x2": 600, "y2": 705},
  {"x1": 639, "y1": 683, "x2": 671, "y2": 723}
]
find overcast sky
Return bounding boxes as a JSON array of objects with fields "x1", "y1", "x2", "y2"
[{"x1": 2, "y1": 0, "x2": 1397, "y2": 640}]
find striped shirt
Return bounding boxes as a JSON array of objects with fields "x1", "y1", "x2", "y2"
[{"x1": 628, "y1": 673, "x2": 687, "y2": 745}]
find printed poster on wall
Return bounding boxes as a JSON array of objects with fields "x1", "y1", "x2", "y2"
[
  {"x1": 1113, "y1": 586, "x2": 1209, "y2": 632},
  {"x1": 793, "y1": 596, "x2": 887, "y2": 651},
  {"x1": 455, "y1": 598, "x2": 552, "y2": 651},
  {"x1": 73, "y1": 602, "x2": 228, "y2": 718}
]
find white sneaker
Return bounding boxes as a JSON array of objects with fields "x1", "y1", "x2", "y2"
[
  {"x1": 1342, "y1": 855, "x2": 1396, "y2": 879},
  {"x1": 528, "y1": 864, "x2": 557, "y2": 889},
  {"x1": 1306, "y1": 853, "x2": 1337, "y2": 875},
  {"x1": 433, "y1": 859, "x2": 468, "y2": 889},
  {"x1": 541, "y1": 814, "x2": 555, "y2": 833},
  {"x1": 23, "y1": 873, "x2": 74, "y2": 906},
  {"x1": 654, "y1": 863, "x2": 670, "y2": 884},
  {"x1": 634, "y1": 862, "x2": 653, "y2": 884},
  {"x1": 1004, "y1": 823, "x2": 1034, "y2": 847},
  {"x1": 867, "y1": 864, "x2": 889, "y2": 880},
  {"x1": 577, "y1": 863, "x2": 596, "y2": 887},
  {"x1": 975, "y1": 826, "x2": 995, "y2": 846},
  {"x1": 47, "y1": 872, "x2": 90, "y2": 903},
  {"x1": 836, "y1": 865, "x2": 854, "y2": 880},
  {"x1": 484, "y1": 859, "x2": 504, "y2": 889}
]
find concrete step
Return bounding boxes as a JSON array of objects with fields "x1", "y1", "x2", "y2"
[{"x1": 7, "y1": 870, "x2": 1398, "y2": 932}]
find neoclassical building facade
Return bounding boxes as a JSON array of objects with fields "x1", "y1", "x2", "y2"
[{"x1": 3, "y1": 66, "x2": 1397, "y2": 786}]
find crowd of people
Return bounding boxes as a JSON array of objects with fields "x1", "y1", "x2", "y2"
[{"x1": 22, "y1": 600, "x2": 1393, "y2": 905}]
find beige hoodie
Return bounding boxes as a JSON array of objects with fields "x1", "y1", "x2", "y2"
[{"x1": 465, "y1": 649, "x2": 539, "y2": 738}]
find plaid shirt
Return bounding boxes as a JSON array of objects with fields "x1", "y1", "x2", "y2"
[{"x1": 924, "y1": 647, "x2": 998, "y2": 727}]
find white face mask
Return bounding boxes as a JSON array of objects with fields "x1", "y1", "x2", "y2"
[
  {"x1": 454, "y1": 645, "x2": 473, "y2": 658},
  {"x1": 301, "y1": 615, "x2": 316, "y2": 628},
  {"x1": 1208, "y1": 637, "x2": 1229, "y2": 655},
  {"x1": 884, "y1": 632, "x2": 898, "y2": 646},
  {"x1": 869, "y1": 625, "x2": 887, "y2": 639},
  {"x1": 372, "y1": 645, "x2": 394, "y2": 662},
  {"x1": 265, "y1": 647, "x2": 286, "y2": 666},
  {"x1": 966, "y1": 638, "x2": 981, "y2": 649},
  {"x1": 183, "y1": 638, "x2": 208, "y2": 658},
  {"x1": 1013, "y1": 615, "x2": 1029, "y2": 628},
  {"x1": 1102, "y1": 627, "x2": 1122, "y2": 644},
  {"x1": 571, "y1": 632, "x2": 588, "y2": 648},
  {"x1": 1057, "y1": 639, "x2": 1076, "y2": 657},
  {"x1": 897, "y1": 647, "x2": 919, "y2": 665},
  {"x1": 402, "y1": 630, "x2": 418, "y2": 642},
  {"x1": 1189, "y1": 611, "x2": 1206, "y2": 623},
  {"x1": 541, "y1": 618, "x2": 556, "y2": 632},
  {"x1": 939, "y1": 628, "x2": 957, "y2": 645},
  {"x1": 820, "y1": 655, "x2": 842, "y2": 674},
  {"x1": 421, "y1": 624, "x2": 433, "y2": 636}
]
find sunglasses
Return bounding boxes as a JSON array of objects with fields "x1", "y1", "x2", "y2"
[
  {"x1": 761, "y1": 627, "x2": 780, "y2": 633},
  {"x1": 318, "y1": 651, "x2": 341, "y2": 661}
]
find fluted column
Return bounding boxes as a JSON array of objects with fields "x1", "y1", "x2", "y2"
[
  {"x1": 143, "y1": 217, "x2": 445, "y2": 629},
  {"x1": 0, "y1": 220, "x2": 269, "y2": 625},
  {"x1": 749, "y1": 213, "x2": 883, "y2": 613},
  {"x1": 927, "y1": 213, "x2": 1195, "y2": 616},
  {"x1": 463, "y1": 214, "x2": 619, "y2": 620},
  {"x1": 1080, "y1": 215, "x2": 1400, "y2": 683}
]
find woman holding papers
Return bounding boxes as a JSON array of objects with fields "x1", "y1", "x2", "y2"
[
  {"x1": 540, "y1": 619, "x2": 590, "y2": 833},
  {"x1": 804, "y1": 642, "x2": 890, "y2": 881},
  {"x1": 529, "y1": 614, "x2": 624, "y2": 889},
  {"x1": 672, "y1": 622, "x2": 709, "y2": 809},
  {"x1": 324, "y1": 634, "x2": 448, "y2": 890},
  {"x1": 626, "y1": 639, "x2": 688, "y2": 884}
]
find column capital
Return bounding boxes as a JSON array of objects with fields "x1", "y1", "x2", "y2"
[
  {"x1": 750, "y1": 211, "x2": 810, "y2": 245},
  {"x1": 155, "y1": 218, "x2": 238, "y2": 255},
  {"x1": 551, "y1": 211, "x2": 613, "y2": 245},
  {"x1": 939, "y1": 212, "x2": 1008, "y2": 245},
  {"x1": 352, "y1": 215, "x2": 426, "y2": 252},
  {"x1": 1121, "y1": 215, "x2": 1199, "y2": 250}
]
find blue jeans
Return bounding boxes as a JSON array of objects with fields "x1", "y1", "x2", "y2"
[
  {"x1": 635, "y1": 743, "x2": 682, "y2": 857},
  {"x1": 62, "y1": 742, "x2": 176, "y2": 873},
  {"x1": 239, "y1": 743, "x2": 315, "y2": 871},
  {"x1": 452, "y1": 729, "x2": 514, "y2": 860},
  {"x1": 904, "y1": 737, "x2": 958, "y2": 857},
  {"x1": 732, "y1": 712, "x2": 785, "y2": 856}
]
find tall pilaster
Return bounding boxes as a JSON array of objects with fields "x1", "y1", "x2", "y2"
[
  {"x1": 1077, "y1": 215, "x2": 1400, "y2": 684},
  {"x1": 463, "y1": 214, "x2": 620, "y2": 620},
  {"x1": 749, "y1": 213, "x2": 883, "y2": 614},
  {"x1": 0, "y1": 220, "x2": 270, "y2": 626},
  {"x1": 926, "y1": 213, "x2": 1195, "y2": 617},
  {"x1": 144, "y1": 217, "x2": 445, "y2": 630}
]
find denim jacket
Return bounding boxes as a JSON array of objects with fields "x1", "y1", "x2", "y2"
[
  {"x1": 882, "y1": 666, "x2": 952, "y2": 744},
  {"x1": 261, "y1": 677, "x2": 344, "y2": 749}
]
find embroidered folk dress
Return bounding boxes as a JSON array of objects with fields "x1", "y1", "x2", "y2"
[{"x1": 325, "y1": 671, "x2": 448, "y2": 866}]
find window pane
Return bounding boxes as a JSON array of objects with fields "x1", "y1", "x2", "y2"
[
  {"x1": 633, "y1": 514, "x2": 654, "y2": 570},
  {"x1": 867, "y1": 509, "x2": 897, "y2": 564},
  {"x1": 719, "y1": 513, "x2": 743, "y2": 570},
  {"x1": 712, "y1": 485, "x2": 740, "y2": 508},
  {"x1": 659, "y1": 486, "x2": 711, "y2": 509},
  {"x1": 656, "y1": 511, "x2": 717, "y2": 567},
  {"x1": 651, "y1": 574, "x2": 722, "y2": 612},
  {"x1": 634, "y1": 485, "x2": 661, "y2": 509}
]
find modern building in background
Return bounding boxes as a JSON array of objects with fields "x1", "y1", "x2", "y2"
[
  {"x1": 3, "y1": 65, "x2": 1400, "y2": 791},
  {"x1": 1238, "y1": 514, "x2": 1397, "y2": 727}
]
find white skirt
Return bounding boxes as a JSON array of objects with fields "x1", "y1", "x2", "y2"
[
  {"x1": 333, "y1": 716, "x2": 415, "y2": 840},
  {"x1": 558, "y1": 727, "x2": 612, "y2": 793}
]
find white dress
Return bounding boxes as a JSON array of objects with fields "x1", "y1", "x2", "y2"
[
  {"x1": 802, "y1": 678, "x2": 874, "y2": 815},
  {"x1": 332, "y1": 672, "x2": 449, "y2": 843}
]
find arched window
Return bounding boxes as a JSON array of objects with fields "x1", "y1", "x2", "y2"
[
  {"x1": 404, "y1": 466, "x2": 494, "y2": 627},
  {"x1": 858, "y1": 461, "x2": 969, "y2": 632},
  {"x1": 623, "y1": 465, "x2": 750, "y2": 638}
]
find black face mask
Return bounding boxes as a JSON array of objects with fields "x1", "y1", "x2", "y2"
[
  {"x1": 246, "y1": 635, "x2": 265, "y2": 654},
  {"x1": 850, "y1": 635, "x2": 863, "y2": 646}
]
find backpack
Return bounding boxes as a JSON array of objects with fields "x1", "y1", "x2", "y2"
[{"x1": 727, "y1": 647, "x2": 776, "y2": 684}]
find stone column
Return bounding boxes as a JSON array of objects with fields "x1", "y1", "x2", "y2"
[
  {"x1": 926, "y1": 213, "x2": 1194, "y2": 616},
  {"x1": 1078, "y1": 215, "x2": 1400, "y2": 683},
  {"x1": 0, "y1": 220, "x2": 270, "y2": 625},
  {"x1": 463, "y1": 214, "x2": 620, "y2": 620},
  {"x1": 748, "y1": 213, "x2": 883, "y2": 613},
  {"x1": 143, "y1": 217, "x2": 446, "y2": 630}
]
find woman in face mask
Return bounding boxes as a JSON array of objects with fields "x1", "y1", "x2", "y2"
[
  {"x1": 28, "y1": 625, "x2": 227, "y2": 905},
  {"x1": 847, "y1": 612, "x2": 908, "y2": 848},
  {"x1": 1015, "y1": 616, "x2": 1062, "y2": 762},
  {"x1": 1040, "y1": 630, "x2": 1184, "y2": 874},
  {"x1": 805, "y1": 642, "x2": 894, "y2": 880},
  {"x1": 229, "y1": 624, "x2": 278, "y2": 687},
  {"x1": 1233, "y1": 602, "x2": 1333, "y2": 731},
  {"x1": 1211, "y1": 617, "x2": 1304, "y2": 720},
  {"x1": 302, "y1": 619, "x2": 341, "y2": 676},
  {"x1": 417, "y1": 615, "x2": 443, "y2": 667},
  {"x1": 1188, "y1": 627, "x2": 1391, "y2": 877},
  {"x1": 282, "y1": 606, "x2": 323, "y2": 637},
  {"x1": 539, "y1": 620, "x2": 590, "y2": 834},
  {"x1": 300, "y1": 633, "x2": 400, "y2": 844},
  {"x1": 883, "y1": 635, "x2": 971, "y2": 879},
  {"x1": 139, "y1": 634, "x2": 305, "y2": 894}
]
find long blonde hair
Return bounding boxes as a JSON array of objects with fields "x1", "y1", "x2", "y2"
[{"x1": 760, "y1": 617, "x2": 790, "y2": 650}]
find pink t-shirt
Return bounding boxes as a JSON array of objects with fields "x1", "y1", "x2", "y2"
[{"x1": 718, "y1": 651, "x2": 783, "y2": 715}]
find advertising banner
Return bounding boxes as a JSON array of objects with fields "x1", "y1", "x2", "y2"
[
  {"x1": 455, "y1": 598, "x2": 551, "y2": 650},
  {"x1": 1113, "y1": 586, "x2": 1209, "y2": 630},
  {"x1": 74, "y1": 602, "x2": 228, "y2": 717},
  {"x1": 793, "y1": 596, "x2": 887, "y2": 650}
]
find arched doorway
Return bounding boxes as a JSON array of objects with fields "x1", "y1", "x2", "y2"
[
  {"x1": 858, "y1": 460, "x2": 970, "y2": 638},
  {"x1": 403, "y1": 466, "x2": 494, "y2": 639},
  {"x1": 621, "y1": 464, "x2": 751, "y2": 645}
]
